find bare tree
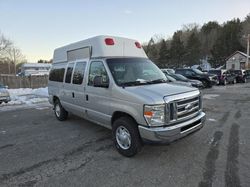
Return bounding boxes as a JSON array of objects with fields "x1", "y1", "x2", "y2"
[
  {"x1": 0, "y1": 32, "x2": 12, "y2": 59},
  {"x1": 6, "y1": 46, "x2": 25, "y2": 75}
]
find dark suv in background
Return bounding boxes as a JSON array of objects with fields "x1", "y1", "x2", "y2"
[
  {"x1": 245, "y1": 70, "x2": 250, "y2": 82},
  {"x1": 208, "y1": 69, "x2": 236, "y2": 85},
  {"x1": 175, "y1": 68, "x2": 218, "y2": 88}
]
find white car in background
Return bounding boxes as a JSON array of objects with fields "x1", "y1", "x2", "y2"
[{"x1": 0, "y1": 83, "x2": 11, "y2": 104}]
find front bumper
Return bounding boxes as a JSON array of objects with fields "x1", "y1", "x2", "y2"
[{"x1": 138, "y1": 112, "x2": 206, "y2": 143}]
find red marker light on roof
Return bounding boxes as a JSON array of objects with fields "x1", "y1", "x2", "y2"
[
  {"x1": 135, "y1": 41, "x2": 142, "y2": 48},
  {"x1": 105, "y1": 38, "x2": 114, "y2": 45}
]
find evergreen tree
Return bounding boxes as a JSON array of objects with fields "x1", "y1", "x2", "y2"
[
  {"x1": 146, "y1": 38, "x2": 158, "y2": 64},
  {"x1": 185, "y1": 32, "x2": 201, "y2": 66},
  {"x1": 158, "y1": 39, "x2": 168, "y2": 67},
  {"x1": 211, "y1": 19, "x2": 243, "y2": 65},
  {"x1": 200, "y1": 21, "x2": 220, "y2": 58},
  {"x1": 169, "y1": 31, "x2": 185, "y2": 67}
]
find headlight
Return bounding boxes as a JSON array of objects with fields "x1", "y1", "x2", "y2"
[{"x1": 144, "y1": 104, "x2": 165, "y2": 126}]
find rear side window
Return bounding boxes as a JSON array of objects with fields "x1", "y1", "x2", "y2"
[
  {"x1": 72, "y1": 62, "x2": 86, "y2": 85},
  {"x1": 65, "y1": 63, "x2": 74, "y2": 83},
  {"x1": 49, "y1": 64, "x2": 65, "y2": 82}
]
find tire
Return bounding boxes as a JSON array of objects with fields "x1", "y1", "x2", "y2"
[
  {"x1": 202, "y1": 80, "x2": 211, "y2": 88},
  {"x1": 0, "y1": 102, "x2": 2, "y2": 105},
  {"x1": 112, "y1": 116, "x2": 142, "y2": 157},
  {"x1": 4, "y1": 101, "x2": 8, "y2": 104},
  {"x1": 54, "y1": 99, "x2": 68, "y2": 121}
]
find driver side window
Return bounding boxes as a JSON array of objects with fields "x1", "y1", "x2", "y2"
[{"x1": 88, "y1": 61, "x2": 109, "y2": 86}]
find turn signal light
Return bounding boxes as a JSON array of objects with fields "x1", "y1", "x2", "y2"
[{"x1": 144, "y1": 111, "x2": 153, "y2": 117}]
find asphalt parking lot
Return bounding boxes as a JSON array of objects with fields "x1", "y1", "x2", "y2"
[{"x1": 0, "y1": 83, "x2": 250, "y2": 187}]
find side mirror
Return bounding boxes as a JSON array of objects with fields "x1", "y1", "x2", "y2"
[{"x1": 93, "y1": 76, "x2": 109, "y2": 88}]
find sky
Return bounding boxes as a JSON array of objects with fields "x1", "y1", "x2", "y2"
[{"x1": 0, "y1": 0, "x2": 249, "y2": 62}]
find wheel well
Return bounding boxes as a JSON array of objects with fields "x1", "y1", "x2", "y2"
[{"x1": 111, "y1": 111, "x2": 137, "y2": 126}]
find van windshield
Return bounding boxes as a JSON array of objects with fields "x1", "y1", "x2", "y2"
[{"x1": 106, "y1": 58, "x2": 167, "y2": 86}]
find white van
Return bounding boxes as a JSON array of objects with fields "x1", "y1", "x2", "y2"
[{"x1": 48, "y1": 36, "x2": 206, "y2": 157}]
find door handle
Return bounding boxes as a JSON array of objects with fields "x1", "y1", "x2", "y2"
[
  {"x1": 72, "y1": 92, "x2": 75, "y2": 98},
  {"x1": 86, "y1": 94, "x2": 88, "y2": 101}
]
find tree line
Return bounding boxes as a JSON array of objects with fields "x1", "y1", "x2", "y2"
[{"x1": 143, "y1": 13, "x2": 250, "y2": 68}]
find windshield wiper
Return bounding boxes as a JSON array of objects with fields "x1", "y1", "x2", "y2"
[
  {"x1": 120, "y1": 79, "x2": 168, "y2": 87},
  {"x1": 146, "y1": 79, "x2": 168, "y2": 84},
  {"x1": 120, "y1": 81, "x2": 147, "y2": 87}
]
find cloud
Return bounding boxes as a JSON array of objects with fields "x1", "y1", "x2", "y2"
[{"x1": 124, "y1": 10, "x2": 132, "y2": 15}]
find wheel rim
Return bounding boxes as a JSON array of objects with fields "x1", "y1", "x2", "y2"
[
  {"x1": 55, "y1": 104, "x2": 61, "y2": 117},
  {"x1": 116, "y1": 126, "x2": 131, "y2": 150}
]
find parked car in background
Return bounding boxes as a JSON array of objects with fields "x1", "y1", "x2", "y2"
[
  {"x1": 230, "y1": 70, "x2": 247, "y2": 83},
  {"x1": 208, "y1": 69, "x2": 236, "y2": 85},
  {"x1": 168, "y1": 73, "x2": 204, "y2": 88},
  {"x1": 0, "y1": 83, "x2": 11, "y2": 104},
  {"x1": 161, "y1": 68, "x2": 175, "y2": 74},
  {"x1": 175, "y1": 68, "x2": 218, "y2": 88},
  {"x1": 163, "y1": 74, "x2": 193, "y2": 87}
]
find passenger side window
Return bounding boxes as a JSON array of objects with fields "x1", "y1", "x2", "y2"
[
  {"x1": 72, "y1": 62, "x2": 86, "y2": 85},
  {"x1": 88, "y1": 61, "x2": 109, "y2": 86},
  {"x1": 65, "y1": 63, "x2": 74, "y2": 83}
]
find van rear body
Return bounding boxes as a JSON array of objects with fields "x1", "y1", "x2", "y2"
[{"x1": 48, "y1": 35, "x2": 206, "y2": 156}]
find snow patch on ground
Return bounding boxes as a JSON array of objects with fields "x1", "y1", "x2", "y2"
[
  {"x1": 208, "y1": 118, "x2": 217, "y2": 122},
  {"x1": 203, "y1": 94, "x2": 220, "y2": 100},
  {"x1": 0, "y1": 87, "x2": 49, "y2": 110}
]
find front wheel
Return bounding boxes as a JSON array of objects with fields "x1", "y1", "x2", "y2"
[
  {"x1": 54, "y1": 99, "x2": 68, "y2": 121},
  {"x1": 112, "y1": 117, "x2": 142, "y2": 157},
  {"x1": 202, "y1": 80, "x2": 211, "y2": 88}
]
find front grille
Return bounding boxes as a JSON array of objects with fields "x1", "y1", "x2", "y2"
[{"x1": 168, "y1": 95, "x2": 201, "y2": 123}]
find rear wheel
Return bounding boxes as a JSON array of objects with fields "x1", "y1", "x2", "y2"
[
  {"x1": 54, "y1": 99, "x2": 68, "y2": 121},
  {"x1": 112, "y1": 116, "x2": 142, "y2": 157},
  {"x1": 0, "y1": 102, "x2": 2, "y2": 105}
]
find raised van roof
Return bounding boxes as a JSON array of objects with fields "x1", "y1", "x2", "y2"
[{"x1": 53, "y1": 35, "x2": 147, "y2": 63}]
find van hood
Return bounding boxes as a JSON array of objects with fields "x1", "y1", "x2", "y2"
[{"x1": 122, "y1": 83, "x2": 198, "y2": 104}]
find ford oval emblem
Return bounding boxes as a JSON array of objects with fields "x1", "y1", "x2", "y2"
[{"x1": 185, "y1": 103, "x2": 193, "y2": 111}]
